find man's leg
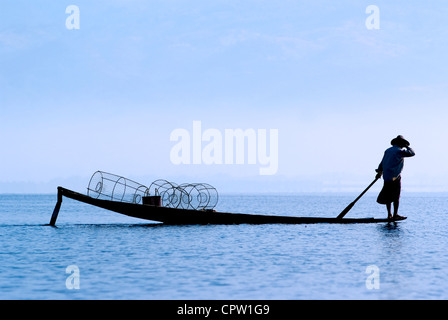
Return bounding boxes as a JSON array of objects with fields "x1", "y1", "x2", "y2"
[
  {"x1": 393, "y1": 199, "x2": 404, "y2": 218},
  {"x1": 393, "y1": 178, "x2": 403, "y2": 218},
  {"x1": 386, "y1": 202, "x2": 393, "y2": 219}
]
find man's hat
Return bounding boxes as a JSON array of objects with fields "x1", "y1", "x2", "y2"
[{"x1": 391, "y1": 135, "x2": 410, "y2": 147}]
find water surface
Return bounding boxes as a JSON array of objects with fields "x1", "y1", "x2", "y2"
[{"x1": 0, "y1": 192, "x2": 447, "y2": 299}]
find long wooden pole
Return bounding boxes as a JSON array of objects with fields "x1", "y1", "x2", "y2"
[
  {"x1": 336, "y1": 177, "x2": 380, "y2": 219},
  {"x1": 49, "y1": 187, "x2": 63, "y2": 226}
]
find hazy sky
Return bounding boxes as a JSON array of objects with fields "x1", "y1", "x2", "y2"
[{"x1": 1, "y1": 1, "x2": 447, "y2": 193}]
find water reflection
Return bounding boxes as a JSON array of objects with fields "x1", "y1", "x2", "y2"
[
  {"x1": 377, "y1": 222, "x2": 404, "y2": 253},
  {"x1": 380, "y1": 221, "x2": 402, "y2": 232}
]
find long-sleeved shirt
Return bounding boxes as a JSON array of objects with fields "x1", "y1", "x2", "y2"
[{"x1": 377, "y1": 146, "x2": 415, "y2": 181}]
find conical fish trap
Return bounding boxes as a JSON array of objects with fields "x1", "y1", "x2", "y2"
[{"x1": 87, "y1": 171, "x2": 149, "y2": 204}]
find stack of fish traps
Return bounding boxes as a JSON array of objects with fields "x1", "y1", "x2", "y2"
[{"x1": 87, "y1": 171, "x2": 218, "y2": 211}]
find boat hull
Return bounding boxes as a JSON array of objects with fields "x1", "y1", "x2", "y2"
[{"x1": 50, "y1": 187, "x2": 406, "y2": 226}]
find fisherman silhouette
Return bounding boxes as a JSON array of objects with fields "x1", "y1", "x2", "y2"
[{"x1": 375, "y1": 135, "x2": 415, "y2": 219}]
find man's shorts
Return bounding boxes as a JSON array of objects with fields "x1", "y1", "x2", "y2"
[{"x1": 377, "y1": 176, "x2": 401, "y2": 205}]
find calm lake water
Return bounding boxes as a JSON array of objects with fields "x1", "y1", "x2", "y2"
[{"x1": 1, "y1": 192, "x2": 447, "y2": 300}]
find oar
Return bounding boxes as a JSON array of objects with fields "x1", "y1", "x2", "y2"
[{"x1": 336, "y1": 177, "x2": 380, "y2": 219}]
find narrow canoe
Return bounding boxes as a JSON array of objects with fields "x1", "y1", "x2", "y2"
[{"x1": 49, "y1": 187, "x2": 406, "y2": 226}]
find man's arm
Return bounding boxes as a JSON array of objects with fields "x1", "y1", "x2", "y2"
[
  {"x1": 375, "y1": 159, "x2": 383, "y2": 179},
  {"x1": 401, "y1": 146, "x2": 415, "y2": 157}
]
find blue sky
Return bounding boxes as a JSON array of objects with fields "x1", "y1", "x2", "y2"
[{"x1": 1, "y1": 1, "x2": 447, "y2": 193}]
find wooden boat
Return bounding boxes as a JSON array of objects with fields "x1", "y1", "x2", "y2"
[{"x1": 49, "y1": 186, "x2": 406, "y2": 226}]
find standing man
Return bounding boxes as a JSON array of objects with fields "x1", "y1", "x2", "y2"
[{"x1": 375, "y1": 135, "x2": 415, "y2": 220}]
